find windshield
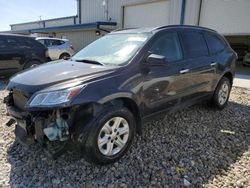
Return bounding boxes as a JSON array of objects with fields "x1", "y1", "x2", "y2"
[{"x1": 72, "y1": 33, "x2": 150, "y2": 66}]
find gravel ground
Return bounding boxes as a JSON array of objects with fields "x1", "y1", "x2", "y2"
[{"x1": 0, "y1": 86, "x2": 249, "y2": 188}]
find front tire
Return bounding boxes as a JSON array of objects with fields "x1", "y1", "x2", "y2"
[
  {"x1": 81, "y1": 106, "x2": 136, "y2": 165},
  {"x1": 209, "y1": 77, "x2": 232, "y2": 110}
]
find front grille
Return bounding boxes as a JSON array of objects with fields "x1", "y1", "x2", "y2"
[{"x1": 13, "y1": 89, "x2": 29, "y2": 110}]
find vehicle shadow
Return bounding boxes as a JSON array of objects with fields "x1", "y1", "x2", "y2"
[{"x1": 6, "y1": 101, "x2": 250, "y2": 187}]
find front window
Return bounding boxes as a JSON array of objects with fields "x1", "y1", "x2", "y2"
[
  {"x1": 149, "y1": 32, "x2": 183, "y2": 62},
  {"x1": 72, "y1": 33, "x2": 150, "y2": 66}
]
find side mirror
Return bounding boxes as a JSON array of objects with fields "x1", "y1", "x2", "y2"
[{"x1": 146, "y1": 54, "x2": 166, "y2": 66}]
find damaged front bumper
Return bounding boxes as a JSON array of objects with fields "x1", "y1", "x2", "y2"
[{"x1": 5, "y1": 97, "x2": 77, "y2": 158}]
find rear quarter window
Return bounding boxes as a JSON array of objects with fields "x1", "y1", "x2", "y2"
[
  {"x1": 37, "y1": 39, "x2": 46, "y2": 46},
  {"x1": 204, "y1": 33, "x2": 226, "y2": 54},
  {"x1": 180, "y1": 32, "x2": 208, "y2": 58}
]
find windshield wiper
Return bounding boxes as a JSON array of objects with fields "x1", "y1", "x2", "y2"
[{"x1": 73, "y1": 59, "x2": 104, "y2": 66}]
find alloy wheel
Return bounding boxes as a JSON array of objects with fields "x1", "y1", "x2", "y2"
[
  {"x1": 98, "y1": 117, "x2": 129, "y2": 156},
  {"x1": 218, "y1": 82, "x2": 229, "y2": 105}
]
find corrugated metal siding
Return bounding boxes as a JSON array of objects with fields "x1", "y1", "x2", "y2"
[
  {"x1": 183, "y1": 0, "x2": 200, "y2": 26},
  {"x1": 80, "y1": 0, "x2": 106, "y2": 23},
  {"x1": 12, "y1": 17, "x2": 77, "y2": 31},
  {"x1": 55, "y1": 30, "x2": 99, "y2": 52},
  {"x1": 45, "y1": 18, "x2": 75, "y2": 27},
  {"x1": 12, "y1": 22, "x2": 42, "y2": 30},
  {"x1": 168, "y1": 0, "x2": 182, "y2": 25},
  {"x1": 80, "y1": 0, "x2": 182, "y2": 28},
  {"x1": 199, "y1": 0, "x2": 250, "y2": 35}
]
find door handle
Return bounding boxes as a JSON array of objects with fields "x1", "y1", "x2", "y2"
[
  {"x1": 210, "y1": 62, "x2": 217, "y2": 67},
  {"x1": 180, "y1": 69, "x2": 190, "y2": 74}
]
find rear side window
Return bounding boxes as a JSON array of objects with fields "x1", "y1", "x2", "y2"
[
  {"x1": 0, "y1": 36, "x2": 43, "y2": 49},
  {"x1": 20, "y1": 37, "x2": 42, "y2": 49},
  {"x1": 204, "y1": 33, "x2": 225, "y2": 54},
  {"x1": 47, "y1": 39, "x2": 65, "y2": 46},
  {"x1": 181, "y1": 32, "x2": 208, "y2": 58},
  {"x1": 149, "y1": 32, "x2": 182, "y2": 62},
  {"x1": 18, "y1": 38, "x2": 32, "y2": 49},
  {"x1": 6, "y1": 37, "x2": 19, "y2": 47},
  {"x1": 0, "y1": 37, "x2": 7, "y2": 49}
]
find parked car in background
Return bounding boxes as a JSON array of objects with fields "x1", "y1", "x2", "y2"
[
  {"x1": 0, "y1": 34, "x2": 49, "y2": 77},
  {"x1": 36, "y1": 37, "x2": 75, "y2": 60},
  {"x1": 5, "y1": 25, "x2": 236, "y2": 164},
  {"x1": 243, "y1": 51, "x2": 250, "y2": 66},
  {"x1": 230, "y1": 43, "x2": 248, "y2": 61}
]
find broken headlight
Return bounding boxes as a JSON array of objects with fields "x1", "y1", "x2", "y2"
[{"x1": 27, "y1": 85, "x2": 85, "y2": 107}]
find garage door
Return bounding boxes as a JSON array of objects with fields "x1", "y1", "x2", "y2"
[
  {"x1": 123, "y1": 0, "x2": 170, "y2": 28},
  {"x1": 199, "y1": 0, "x2": 250, "y2": 35}
]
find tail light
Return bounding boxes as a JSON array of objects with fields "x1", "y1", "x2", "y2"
[
  {"x1": 45, "y1": 48, "x2": 49, "y2": 58},
  {"x1": 70, "y1": 44, "x2": 74, "y2": 51}
]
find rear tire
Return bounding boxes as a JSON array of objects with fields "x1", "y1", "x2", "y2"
[
  {"x1": 23, "y1": 60, "x2": 41, "y2": 69},
  {"x1": 78, "y1": 106, "x2": 136, "y2": 165},
  {"x1": 59, "y1": 53, "x2": 70, "y2": 60},
  {"x1": 209, "y1": 77, "x2": 232, "y2": 110}
]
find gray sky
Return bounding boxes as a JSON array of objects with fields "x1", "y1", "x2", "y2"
[{"x1": 0, "y1": 0, "x2": 77, "y2": 31}]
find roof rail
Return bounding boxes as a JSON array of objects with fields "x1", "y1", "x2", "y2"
[{"x1": 153, "y1": 25, "x2": 217, "y2": 33}]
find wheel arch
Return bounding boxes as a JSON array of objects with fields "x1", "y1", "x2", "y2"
[
  {"x1": 102, "y1": 97, "x2": 142, "y2": 135},
  {"x1": 222, "y1": 71, "x2": 234, "y2": 85},
  {"x1": 22, "y1": 58, "x2": 43, "y2": 70},
  {"x1": 59, "y1": 52, "x2": 70, "y2": 59},
  {"x1": 72, "y1": 95, "x2": 142, "y2": 140},
  {"x1": 214, "y1": 71, "x2": 234, "y2": 90}
]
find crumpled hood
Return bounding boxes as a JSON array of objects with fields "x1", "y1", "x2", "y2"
[{"x1": 7, "y1": 60, "x2": 117, "y2": 93}]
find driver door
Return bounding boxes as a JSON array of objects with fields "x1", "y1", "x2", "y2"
[{"x1": 142, "y1": 31, "x2": 194, "y2": 116}]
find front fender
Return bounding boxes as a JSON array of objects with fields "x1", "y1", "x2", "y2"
[{"x1": 98, "y1": 92, "x2": 138, "y2": 105}]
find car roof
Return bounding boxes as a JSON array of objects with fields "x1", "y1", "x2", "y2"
[
  {"x1": 112, "y1": 25, "x2": 217, "y2": 34},
  {"x1": 36, "y1": 37, "x2": 68, "y2": 41}
]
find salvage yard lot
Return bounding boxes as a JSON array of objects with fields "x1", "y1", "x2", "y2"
[{"x1": 0, "y1": 87, "x2": 249, "y2": 187}]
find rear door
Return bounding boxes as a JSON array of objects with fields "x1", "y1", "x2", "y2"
[
  {"x1": 179, "y1": 30, "x2": 216, "y2": 100},
  {"x1": 46, "y1": 39, "x2": 63, "y2": 60},
  {"x1": 203, "y1": 32, "x2": 228, "y2": 88},
  {"x1": 142, "y1": 31, "x2": 195, "y2": 116},
  {"x1": 0, "y1": 36, "x2": 23, "y2": 75}
]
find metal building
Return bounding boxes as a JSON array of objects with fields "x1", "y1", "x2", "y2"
[{"x1": 7, "y1": 0, "x2": 250, "y2": 53}]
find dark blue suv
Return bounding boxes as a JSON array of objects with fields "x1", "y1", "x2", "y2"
[
  {"x1": 5, "y1": 25, "x2": 237, "y2": 164},
  {"x1": 0, "y1": 34, "x2": 49, "y2": 77}
]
